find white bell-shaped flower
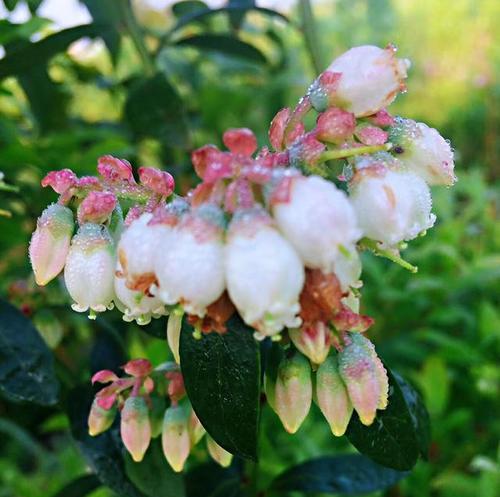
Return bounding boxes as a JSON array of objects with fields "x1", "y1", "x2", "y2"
[
  {"x1": 64, "y1": 223, "x2": 115, "y2": 315},
  {"x1": 155, "y1": 204, "x2": 226, "y2": 317},
  {"x1": 225, "y1": 207, "x2": 305, "y2": 338},
  {"x1": 349, "y1": 167, "x2": 436, "y2": 247}
]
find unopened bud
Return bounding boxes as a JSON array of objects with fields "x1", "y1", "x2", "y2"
[
  {"x1": 316, "y1": 355, "x2": 353, "y2": 436},
  {"x1": 161, "y1": 405, "x2": 190, "y2": 472},
  {"x1": 188, "y1": 408, "x2": 206, "y2": 446},
  {"x1": 29, "y1": 203, "x2": 74, "y2": 286},
  {"x1": 207, "y1": 435, "x2": 233, "y2": 468},
  {"x1": 315, "y1": 107, "x2": 356, "y2": 144},
  {"x1": 167, "y1": 313, "x2": 183, "y2": 364},
  {"x1": 121, "y1": 396, "x2": 151, "y2": 462},
  {"x1": 88, "y1": 399, "x2": 117, "y2": 436},
  {"x1": 274, "y1": 352, "x2": 312, "y2": 433},
  {"x1": 289, "y1": 323, "x2": 332, "y2": 365}
]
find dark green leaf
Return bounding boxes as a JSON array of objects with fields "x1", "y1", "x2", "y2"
[
  {"x1": 124, "y1": 73, "x2": 190, "y2": 148},
  {"x1": 3, "y1": 0, "x2": 20, "y2": 11},
  {"x1": 26, "y1": 0, "x2": 43, "y2": 14},
  {"x1": 0, "y1": 299, "x2": 59, "y2": 406},
  {"x1": 171, "y1": 0, "x2": 208, "y2": 19},
  {"x1": 67, "y1": 386, "x2": 145, "y2": 497},
  {"x1": 269, "y1": 454, "x2": 408, "y2": 494},
  {"x1": 185, "y1": 461, "x2": 241, "y2": 497},
  {"x1": 180, "y1": 315, "x2": 261, "y2": 460},
  {"x1": 174, "y1": 34, "x2": 267, "y2": 64},
  {"x1": 51, "y1": 475, "x2": 101, "y2": 497},
  {"x1": 125, "y1": 439, "x2": 185, "y2": 497},
  {"x1": 346, "y1": 368, "x2": 425, "y2": 471},
  {"x1": 227, "y1": 0, "x2": 255, "y2": 30},
  {"x1": 0, "y1": 24, "x2": 100, "y2": 79},
  {"x1": 0, "y1": 17, "x2": 50, "y2": 45}
]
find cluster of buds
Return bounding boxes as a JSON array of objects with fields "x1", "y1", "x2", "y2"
[
  {"x1": 29, "y1": 44, "x2": 456, "y2": 445},
  {"x1": 88, "y1": 359, "x2": 232, "y2": 471}
]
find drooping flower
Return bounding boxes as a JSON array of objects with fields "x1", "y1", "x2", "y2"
[
  {"x1": 166, "y1": 312, "x2": 183, "y2": 363},
  {"x1": 325, "y1": 45, "x2": 410, "y2": 117},
  {"x1": 289, "y1": 322, "x2": 332, "y2": 365},
  {"x1": 349, "y1": 165, "x2": 435, "y2": 247},
  {"x1": 225, "y1": 207, "x2": 305, "y2": 338},
  {"x1": 155, "y1": 204, "x2": 226, "y2": 317},
  {"x1": 121, "y1": 396, "x2": 151, "y2": 462},
  {"x1": 389, "y1": 117, "x2": 456, "y2": 186},
  {"x1": 88, "y1": 398, "x2": 117, "y2": 436},
  {"x1": 316, "y1": 354, "x2": 353, "y2": 436},
  {"x1": 162, "y1": 405, "x2": 191, "y2": 472},
  {"x1": 206, "y1": 436, "x2": 233, "y2": 468},
  {"x1": 272, "y1": 174, "x2": 361, "y2": 274},
  {"x1": 64, "y1": 223, "x2": 115, "y2": 315},
  {"x1": 29, "y1": 203, "x2": 74, "y2": 286}
]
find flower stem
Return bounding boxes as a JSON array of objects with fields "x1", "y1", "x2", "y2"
[
  {"x1": 360, "y1": 238, "x2": 418, "y2": 273},
  {"x1": 298, "y1": 0, "x2": 324, "y2": 75},
  {"x1": 319, "y1": 143, "x2": 391, "y2": 162},
  {"x1": 0, "y1": 182, "x2": 19, "y2": 193}
]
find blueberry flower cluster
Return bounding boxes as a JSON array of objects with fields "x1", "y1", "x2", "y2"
[{"x1": 29, "y1": 45, "x2": 456, "y2": 458}]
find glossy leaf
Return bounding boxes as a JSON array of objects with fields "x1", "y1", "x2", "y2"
[
  {"x1": 124, "y1": 73, "x2": 190, "y2": 149},
  {"x1": 269, "y1": 454, "x2": 408, "y2": 494},
  {"x1": 125, "y1": 439, "x2": 185, "y2": 497},
  {"x1": 0, "y1": 299, "x2": 59, "y2": 406},
  {"x1": 346, "y1": 368, "x2": 429, "y2": 471},
  {"x1": 51, "y1": 475, "x2": 101, "y2": 497},
  {"x1": 179, "y1": 315, "x2": 260, "y2": 460},
  {"x1": 174, "y1": 34, "x2": 267, "y2": 64},
  {"x1": 185, "y1": 461, "x2": 241, "y2": 497}
]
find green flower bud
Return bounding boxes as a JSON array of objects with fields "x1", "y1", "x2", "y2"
[
  {"x1": 162, "y1": 405, "x2": 190, "y2": 472},
  {"x1": 121, "y1": 396, "x2": 151, "y2": 462},
  {"x1": 206, "y1": 435, "x2": 233, "y2": 468}
]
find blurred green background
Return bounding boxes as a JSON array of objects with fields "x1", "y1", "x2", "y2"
[{"x1": 0, "y1": 1, "x2": 498, "y2": 496}]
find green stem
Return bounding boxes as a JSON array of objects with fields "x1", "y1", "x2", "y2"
[
  {"x1": 319, "y1": 143, "x2": 391, "y2": 162},
  {"x1": 360, "y1": 238, "x2": 418, "y2": 273},
  {"x1": 121, "y1": 1, "x2": 155, "y2": 76},
  {"x1": 0, "y1": 182, "x2": 19, "y2": 193},
  {"x1": 298, "y1": 0, "x2": 324, "y2": 75}
]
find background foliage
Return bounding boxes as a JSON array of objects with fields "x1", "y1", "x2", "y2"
[{"x1": 0, "y1": 0, "x2": 498, "y2": 496}]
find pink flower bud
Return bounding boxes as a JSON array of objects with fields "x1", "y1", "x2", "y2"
[
  {"x1": 367, "y1": 109, "x2": 395, "y2": 127},
  {"x1": 225, "y1": 208, "x2": 304, "y2": 338},
  {"x1": 88, "y1": 399, "x2": 117, "y2": 436},
  {"x1": 289, "y1": 323, "x2": 332, "y2": 365},
  {"x1": 288, "y1": 133, "x2": 326, "y2": 168},
  {"x1": 274, "y1": 353, "x2": 312, "y2": 433},
  {"x1": 97, "y1": 155, "x2": 135, "y2": 183},
  {"x1": 326, "y1": 45, "x2": 410, "y2": 117},
  {"x1": 121, "y1": 396, "x2": 151, "y2": 462},
  {"x1": 354, "y1": 124, "x2": 389, "y2": 146},
  {"x1": 123, "y1": 358, "x2": 153, "y2": 377},
  {"x1": 64, "y1": 224, "x2": 115, "y2": 314},
  {"x1": 155, "y1": 205, "x2": 225, "y2": 317},
  {"x1": 138, "y1": 167, "x2": 175, "y2": 197},
  {"x1": 389, "y1": 118, "x2": 456, "y2": 186},
  {"x1": 77, "y1": 191, "x2": 117, "y2": 224},
  {"x1": 206, "y1": 435, "x2": 233, "y2": 468},
  {"x1": 316, "y1": 355, "x2": 353, "y2": 436},
  {"x1": 223, "y1": 128, "x2": 257, "y2": 156},
  {"x1": 315, "y1": 107, "x2": 356, "y2": 144},
  {"x1": 191, "y1": 145, "x2": 233, "y2": 183},
  {"x1": 338, "y1": 333, "x2": 387, "y2": 426},
  {"x1": 91, "y1": 370, "x2": 119, "y2": 384},
  {"x1": 349, "y1": 166, "x2": 435, "y2": 247},
  {"x1": 29, "y1": 203, "x2": 74, "y2": 286},
  {"x1": 161, "y1": 405, "x2": 190, "y2": 472},
  {"x1": 167, "y1": 313, "x2": 183, "y2": 364},
  {"x1": 188, "y1": 408, "x2": 206, "y2": 446},
  {"x1": 269, "y1": 107, "x2": 305, "y2": 151},
  {"x1": 41, "y1": 169, "x2": 78, "y2": 195},
  {"x1": 272, "y1": 175, "x2": 361, "y2": 274}
]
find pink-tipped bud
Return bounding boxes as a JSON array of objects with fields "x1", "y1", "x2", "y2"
[
  {"x1": 77, "y1": 191, "x2": 116, "y2": 224},
  {"x1": 316, "y1": 355, "x2": 353, "y2": 436},
  {"x1": 288, "y1": 133, "x2": 326, "y2": 168},
  {"x1": 223, "y1": 128, "x2": 257, "y2": 156},
  {"x1": 315, "y1": 107, "x2": 356, "y2": 144},
  {"x1": 188, "y1": 409, "x2": 206, "y2": 446},
  {"x1": 41, "y1": 169, "x2": 78, "y2": 194},
  {"x1": 338, "y1": 333, "x2": 387, "y2": 426},
  {"x1": 91, "y1": 369, "x2": 119, "y2": 384},
  {"x1": 138, "y1": 167, "x2": 175, "y2": 197},
  {"x1": 326, "y1": 45, "x2": 410, "y2": 117},
  {"x1": 206, "y1": 435, "x2": 233, "y2": 468},
  {"x1": 268, "y1": 107, "x2": 305, "y2": 151},
  {"x1": 88, "y1": 398, "x2": 117, "y2": 436},
  {"x1": 289, "y1": 323, "x2": 332, "y2": 365},
  {"x1": 121, "y1": 396, "x2": 151, "y2": 462},
  {"x1": 123, "y1": 358, "x2": 153, "y2": 377},
  {"x1": 161, "y1": 405, "x2": 190, "y2": 472},
  {"x1": 29, "y1": 203, "x2": 74, "y2": 286},
  {"x1": 354, "y1": 124, "x2": 388, "y2": 146},
  {"x1": 167, "y1": 313, "x2": 183, "y2": 364},
  {"x1": 191, "y1": 145, "x2": 233, "y2": 183},
  {"x1": 368, "y1": 109, "x2": 395, "y2": 127},
  {"x1": 274, "y1": 353, "x2": 312, "y2": 434},
  {"x1": 97, "y1": 155, "x2": 135, "y2": 183}
]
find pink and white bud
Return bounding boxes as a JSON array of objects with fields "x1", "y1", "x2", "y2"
[
  {"x1": 225, "y1": 208, "x2": 304, "y2": 338},
  {"x1": 349, "y1": 167, "x2": 435, "y2": 247},
  {"x1": 161, "y1": 405, "x2": 190, "y2": 472},
  {"x1": 354, "y1": 124, "x2": 389, "y2": 146},
  {"x1": 97, "y1": 155, "x2": 135, "y2": 183},
  {"x1": 289, "y1": 322, "x2": 332, "y2": 365},
  {"x1": 206, "y1": 435, "x2": 233, "y2": 468},
  {"x1": 88, "y1": 398, "x2": 117, "y2": 436},
  {"x1": 155, "y1": 205, "x2": 225, "y2": 317},
  {"x1": 138, "y1": 167, "x2": 175, "y2": 197},
  {"x1": 41, "y1": 169, "x2": 78, "y2": 195},
  {"x1": 121, "y1": 396, "x2": 151, "y2": 462},
  {"x1": 338, "y1": 333, "x2": 387, "y2": 426},
  {"x1": 315, "y1": 107, "x2": 356, "y2": 144},
  {"x1": 64, "y1": 224, "x2": 115, "y2": 314},
  {"x1": 29, "y1": 203, "x2": 74, "y2": 286},
  {"x1": 77, "y1": 191, "x2": 117, "y2": 225},
  {"x1": 188, "y1": 408, "x2": 206, "y2": 446},
  {"x1": 326, "y1": 45, "x2": 410, "y2": 117},
  {"x1": 389, "y1": 118, "x2": 456, "y2": 186},
  {"x1": 272, "y1": 175, "x2": 361, "y2": 274},
  {"x1": 167, "y1": 312, "x2": 183, "y2": 364},
  {"x1": 274, "y1": 353, "x2": 312, "y2": 433},
  {"x1": 316, "y1": 355, "x2": 353, "y2": 436}
]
